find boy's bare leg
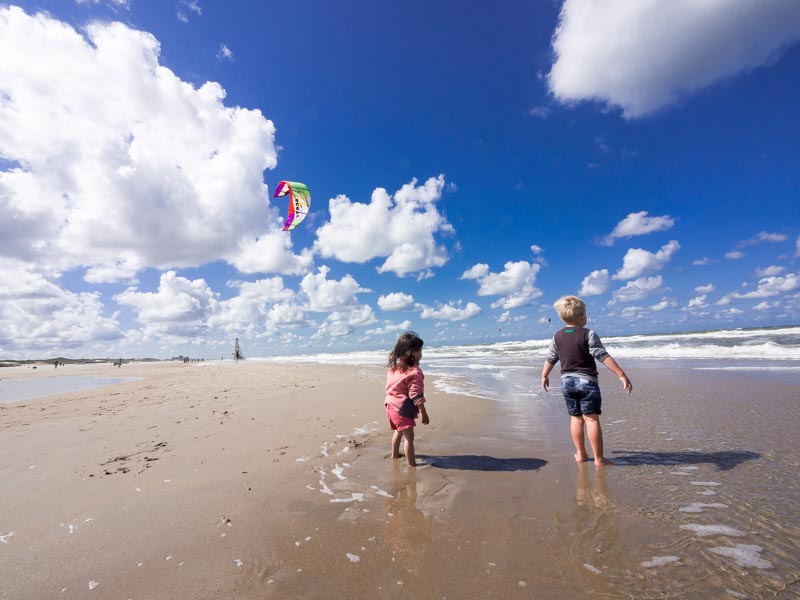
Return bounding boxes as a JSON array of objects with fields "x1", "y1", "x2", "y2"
[
  {"x1": 570, "y1": 416, "x2": 589, "y2": 462},
  {"x1": 402, "y1": 428, "x2": 416, "y2": 467},
  {"x1": 391, "y1": 430, "x2": 403, "y2": 459},
  {"x1": 584, "y1": 414, "x2": 612, "y2": 466}
]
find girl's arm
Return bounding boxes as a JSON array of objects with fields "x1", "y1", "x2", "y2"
[{"x1": 418, "y1": 403, "x2": 429, "y2": 425}]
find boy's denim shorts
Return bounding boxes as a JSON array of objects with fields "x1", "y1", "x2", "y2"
[{"x1": 561, "y1": 376, "x2": 602, "y2": 417}]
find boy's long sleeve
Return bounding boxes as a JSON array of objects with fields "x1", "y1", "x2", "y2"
[
  {"x1": 544, "y1": 338, "x2": 559, "y2": 364},
  {"x1": 586, "y1": 330, "x2": 610, "y2": 363}
]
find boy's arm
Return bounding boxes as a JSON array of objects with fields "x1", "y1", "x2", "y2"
[
  {"x1": 601, "y1": 356, "x2": 633, "y2": 393},
  {"x1": 541, "y1": 361, "x2": 555, "y2": 392}
]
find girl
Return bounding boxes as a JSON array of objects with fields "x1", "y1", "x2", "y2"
[{"x1": 385, "y1": 332, "x2": 429, "y2": 467}]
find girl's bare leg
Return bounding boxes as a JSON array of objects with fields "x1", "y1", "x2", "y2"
[
  {"x1": 571, "y1": 416, "x2": 588, "y2": 462},
  {"x1": 391, "y1": 430, "x2": 403, "y2": 459},
  {"x1": 402, "y1": 428, "x2": 416, "y2": 466},
  {"x1": 584, "y1": 415, "x2": 612, "y2": 466}
]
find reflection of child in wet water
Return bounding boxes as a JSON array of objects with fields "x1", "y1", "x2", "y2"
[
  {"x1": 385, "y1": 332, "x2": 430, "y2": 467},
  {"x1": 542, "y1": 296, "x2": 632, "y2": 467}
]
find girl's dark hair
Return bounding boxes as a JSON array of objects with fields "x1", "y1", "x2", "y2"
[{"x1": 387, "y1": 331, "x2": 424, "y2": 372}]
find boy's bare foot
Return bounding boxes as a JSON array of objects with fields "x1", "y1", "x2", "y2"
[
  {"x1": 594, "y1": 458, "x2": 614, "y2": 467},
  {"x1": 407, "y1": 462, "x2": 417, "y2": 467},
  {"x1": 575, "y1": 453, "x2": 589, "y2": 463}
]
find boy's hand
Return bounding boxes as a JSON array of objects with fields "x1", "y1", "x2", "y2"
[
  {"x1": 541, "y1": 375, "x2": 549, "y2": 392},
  {"x1": 620, "y1": 375, "x2": 633, "y2": 394}
]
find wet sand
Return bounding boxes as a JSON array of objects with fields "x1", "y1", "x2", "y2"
[{"x1": 0, "y1": 361, "x2": 797, "y2": 599}]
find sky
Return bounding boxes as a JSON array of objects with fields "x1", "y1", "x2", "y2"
[{"x1": 1, "y1": 0, "x2": 800, "y2": 359}]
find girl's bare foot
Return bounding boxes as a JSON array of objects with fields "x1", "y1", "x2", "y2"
[
  {"x1": 391, "y1": 453, "x2": 402, "y2": 459},
  {"x1": 595, "y1": 458, "x2": 614, "y2": 467},
  {"x1": 575, "y1": 453, "x2": 589, "y2": 463},
  {"x1": 407, "y1": 462, "x2": 417, "y2": 467}
]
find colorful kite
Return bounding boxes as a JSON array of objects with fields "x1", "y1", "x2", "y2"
[{"x1": 274, "y1": 181, "x2": 311, "y2": 231}]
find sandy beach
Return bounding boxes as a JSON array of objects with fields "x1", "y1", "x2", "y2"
[{"x1": 1, "y1": 360, "x2": 798, "y2": 599}]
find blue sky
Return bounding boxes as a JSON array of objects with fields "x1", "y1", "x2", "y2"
[{"x1": 1, "y1": 1, "x2": 799, "y2": 359}]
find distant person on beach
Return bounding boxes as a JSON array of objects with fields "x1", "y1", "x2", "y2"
[
  {"x1": 385, "y1": 332, "x2": 430, "y2": 467},
  {"x1": 541, "y1": 296, "x2": 632, "y2": 467}
]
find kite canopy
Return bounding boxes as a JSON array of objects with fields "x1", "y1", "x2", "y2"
[{"x1": 274, "y1": 181, "x2": 311, "y2": 231}]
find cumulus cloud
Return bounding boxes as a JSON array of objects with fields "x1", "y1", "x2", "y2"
[
  {"x1": 579, "y1": 269, "x2": 610, "y2": 296},
  {"x1": 614, "y1": 241, "x2": 680, "y2": 280},
  {"x1": 366, "y1": 320, "x2": 413, "y2": 336},
  {"x1": 314, "y1": 176, "x2": 453, "y2": 277},
  {"x1": 209, "y1": 277, "x2": 297, "y2": 336},
  {"x1": 686, "y1": 294, "x2": 709, "y2": 309},
  {"x1": 753, "y1": 300, "x2": 780, "y2": 311},
  {"x1": 602, "y1": 212, "x2": 675, "y2": 246},
  {"x1": 725, "y1": 251, "x2": 746, "y2": 260},
  {"x1": 300, "y1": 266, "x2": 370, "y2": 312},
  {"x1": 217, "y1": 44, "x2": 234, "y2": 61},
  {"x1": 420, "y1": 301, "x2": 481, "y2": 322},
  {"x1": 796, "y1": 236, "x2": 800, "y2": 257},
  {"x1": 177, "y1": 0, "x2": 201, "y2": 23},
  {"x1": 724, "y1": 272, "x2": 799, "y2": 300},
  {"x1": 462, "y1": 261, "x2": 542, "y2": 310},
  {"x1": 0, "y1": 8, "x2": 309, "y2": 281},
  {"x1": 314, "y1": 305, "x2": 377, "y2": 338},
  {"x1": 548, "y1": 0, "x2": 800, "y2": 117},
  {"x1": 611, "y1": 276, "x2": 663, "y2": 303},
  {"x1": 0, "y1": 260, "x2": 121, "y2": 354},
  {"x1": 115, "y1": 271, "x2": 218, "y2": 336},
  {"x1": 695, "y1": 283, "x2": 715, "y2": 294},
  {"x1": 651, "y1": 298, "x2": 677, "y2": 311},
  {"x1": 377, "y1": 292, "x2": 416, "y2": 311},
  {"x1": 692, "y1": 257, "x2": 713, "y2": 266}
]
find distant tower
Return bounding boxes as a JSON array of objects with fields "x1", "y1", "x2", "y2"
[{"x1": 234, "y1": 338, "x2": 242, "y2": 362}]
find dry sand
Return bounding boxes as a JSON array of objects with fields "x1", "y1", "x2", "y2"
[{"x1": 1, "y1": 361, "x2": 797, "y2": 599}]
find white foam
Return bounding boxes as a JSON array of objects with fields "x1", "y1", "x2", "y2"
[
  {"x1": 331, "y1": 464, "x2": 347, "y2": 480},
  {"x1": 680, "y1": 524, "x2": 744, "y2": 537},
  {"x1": 710, "y1": 544, "x2": 772, "y2": 569},
  {"x1": 347, "y1": 553, "x2": 361, "y2": 563},
  {"x1": 670, "y1": 471, "x2": 692, "y2": 476},
  {"x1": 725, "y1": 590, "x2": 748, "y2": 599},
  {"x1": 234, "y1": 559, "x2": 243, "y2": 567},
  {"x1": 679, "y1": 503, "x2": 728, "y2": 513},
  {"x1": 690, "y1": 481, "x2": 721, "y2": 486},
  {"x1": 330, "y1": 493, "x2": 365, "y2": 503},
  {"x1": 677, "y1": 466, "x2": 700, "y2": 470},
  {"x1": 295, "y1": 457, "x2": 308, "y2": 462},
  {"x1": 371, "y1": 485, "x2": 395, "y2": 498},
  {"x1": 0, "y1": 532, "x2": 15, "y2": 544},
  {"x1": 697, "y1": 490, "x2": 718, "y2": 496},
  {"x1": 641, "y1": 556, "x2": 680, "y2": 568},
  {"x1": 88, "y1": 581, "x2": 99, "y2": 591},
  {"x1": 518, "y1": 581, "x2": 528, "y2": 588},
  {"x1": 583, "y1": 563, "x2": 602, "y2": 575}
]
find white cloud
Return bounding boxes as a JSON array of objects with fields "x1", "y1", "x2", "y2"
[
  {"x1": 611, "y1": 276, "x2": 663, "y2": 303},
  {"x1": 300, "y1": 266, "x2": 370, "y2": 312},
  {"x1": 463, "y1": 261, "x2": 542, "y2": 310},
  {"x1": 753, "y1": 300, "x2": 779, "y2": 311},
  {"x1": 366, "y1": 320, "x2": 413, "y2": 336},
  {"x1": 0, "y1": 260, "x2": 121, "y2": 354},
  {"x1": 114, "y1": 271, "x2": 218, "y2": 336},
  {"x1": 695, "y1": 283, "x2": 715, "y2": 294},
  {"x1": 692, "y1": 257, "x2": 713, "y2": 266},
  {"x1": 217, "y1": 44, "x2": 234, "y2": 61},
  {"x1": 686, "y1": 294, "x2": 709, "y2": 309},
  {"x1": 209, "y1": 277, "x2": 296, "y2": 335},
  {"x1": 725, "y1": 251, "x2": 746, "y2": 260},
  {"x1": 755, "y1": 265, "x2": 785, "y2": 277},
  {"x1": 314, "y1": 305, "x2": 377, "y2": 338},
  {"x1": 651, "y1": 298, "x2": 677, "y2": 311},
  {"x1": 177, "y1": 0, "x2": 201, "y2": 23},
  {"x1": 738, "y1": 231, "x2": 789, "y2": 247},
  {"x1": 614, "y1": 240, "x2": 680, "y2": 280},
  {"x1": 728, "y1": 273, "x2": 800, "y2": 300},
  {"x1": 547, "y1": 0, "x2": 800, "y2": 117},
  {"x1": 314, "y1": 176, "x2": 453, "y2": 277},
  {"x1": 461, "y1": 264, "x2": 490, "y2": 280},
  {"x1": 796, "y1": 236, "x2": 800, "y2": 257},
  {"x1": 0, "y1": 8, "x2": 308, "y2": 280},
  {"x1": 602, "y1": 211, "x2": 675, "y2": 245},
  {"x1": 419, "y1": 301, "x2": 481, "y2": 322},
  {"x1": 377, "y1": 292, "x2": 416, "y2": 311},
  {"x1": 579, "y1": 269, "x2": 610, "y2": 296}
]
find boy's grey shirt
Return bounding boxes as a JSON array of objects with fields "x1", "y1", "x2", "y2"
[{"x1": 545, "y1": 325, "x2": 610, "y2": 380}]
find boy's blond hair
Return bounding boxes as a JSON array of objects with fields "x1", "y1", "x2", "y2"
[{"x1": 554, "y1": 295, "x2": 586, "y2": 324}]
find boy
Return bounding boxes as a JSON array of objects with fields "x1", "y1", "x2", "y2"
[{"x1": 541, "y1": 296, "x2": 632, "y2": 466}]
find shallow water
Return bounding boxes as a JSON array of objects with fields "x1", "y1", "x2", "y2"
[{"x1": 0, "y1": 376, "x2": 141, "y2": 404}]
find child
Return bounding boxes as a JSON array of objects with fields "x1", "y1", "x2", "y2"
[
  {"x1": 385, "y1": 331, "x2": 430, "y2": 467},
  {"x1": 541, "y1": 296, "x2": 632, "y2": 466}
]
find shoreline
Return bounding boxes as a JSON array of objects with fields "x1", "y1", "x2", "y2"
[{"x1": 1, "y1": 361, "x2": 797, "y2": 599}]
